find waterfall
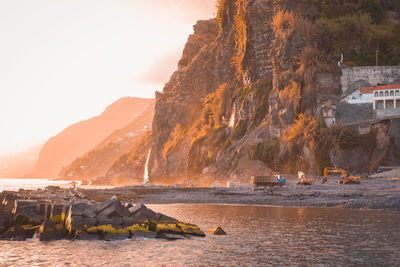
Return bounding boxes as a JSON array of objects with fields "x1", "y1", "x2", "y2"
[
  {"x1": 228, "y1": 103, "x2": 236, "y2": 128},
  {"x1": 143, "y1": 149, "x2": 151, "y2": 183}
]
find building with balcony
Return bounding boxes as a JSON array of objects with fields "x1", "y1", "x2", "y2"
[{"x1": 369, "y1": 84, "x2": 400, "y2": 110}]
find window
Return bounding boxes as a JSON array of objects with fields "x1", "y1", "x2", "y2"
[
  {"x1": 375, "y1": 92, "x2": 379, "y2": 97},
  {"x1": 396, "y1": 90, "x2": 399, "y2": 96},
  {"x1": 390, "y1": 90, "x2": 394, "y2": 96},
  {"x1": 380, "y1": 91, "x2": 384, "y2": 97},
  {"x1": 385, "y1": 91, "x2": 389, "y2": 96}
]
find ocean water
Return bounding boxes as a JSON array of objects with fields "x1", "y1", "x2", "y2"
[
  {"x1": 0, "y1": 178, "x2": 72, "y2": 192},
  {"x1": 1, "y1": 180, "x2": 400, "y2": 266}
]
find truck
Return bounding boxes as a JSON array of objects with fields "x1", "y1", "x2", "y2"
[{"x1": 251, "y1": 175, "x2": 286, "y2": 190}]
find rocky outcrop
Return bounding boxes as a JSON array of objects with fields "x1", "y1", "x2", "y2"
[
  {"x1": 369, "y1": 120, "x2": 392, "y2": 173},
  {"x1": 27, "y1": 97, "x2": 153, "y2": 178},
  {"x1": 0, "y1": 187, "x2": 205, "y2": 241}
]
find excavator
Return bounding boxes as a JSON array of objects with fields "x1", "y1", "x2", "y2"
[{"x1": 322, "y1": 167, "x2": 361, "y2": 184}]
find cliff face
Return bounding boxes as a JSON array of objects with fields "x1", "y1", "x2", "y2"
[
  {"x1": 150, "y1": 0, "x2": 278, "y2": 184},
  {"x1": 138, "y1": 0, "x2": 400, "y2": 185},
  {"x1": 28, "y1": 97, "x2": 153, "y2": 178}
]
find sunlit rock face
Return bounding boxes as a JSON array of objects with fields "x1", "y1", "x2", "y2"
[
  {"x1": 129, "y1": 0, "x2": 400, "y2": 185},
  {"x1": 150, "y1": 1, "x2": 277, "y2": 184}
]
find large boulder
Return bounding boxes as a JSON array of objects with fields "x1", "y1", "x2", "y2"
[
  {"x1": 38, "y1": 220, "x2": 67, "y2": 241},
  {"x1": 0, "y1": 224, "x2": 38, "y2": 241}
]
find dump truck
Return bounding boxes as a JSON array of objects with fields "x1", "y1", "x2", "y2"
[
  {"x1": 251, "y1": 175, "x2": 285, "y2": 190},
  {"x1": 323, "y1": 167, "x2": 360, "y2": 184}
]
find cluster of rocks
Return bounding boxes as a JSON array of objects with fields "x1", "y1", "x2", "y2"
[{"x1": 0, "y1": 186, "x2": 205, "y2": 241}]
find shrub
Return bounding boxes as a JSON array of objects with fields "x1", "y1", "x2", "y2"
[
  {"x1": 250, "y1": 138, "x2": 280, "y2": 170},
  {"x1": 283, "y1": 113, "x2": 318, "y2": 152},
  {"x1": 272, "y1": 9, "x2": 297, "y2": 40}
]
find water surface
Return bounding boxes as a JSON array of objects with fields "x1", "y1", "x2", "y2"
[{"x1": 1, "y1": 204, "x2": 399, "y2": 266}]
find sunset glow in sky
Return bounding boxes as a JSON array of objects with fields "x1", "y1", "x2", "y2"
[{"x1": 0, "y1": 0, "x2": 215, "y2": 156}]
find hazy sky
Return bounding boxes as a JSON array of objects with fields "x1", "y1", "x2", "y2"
[{"x1": 0, "y1": 0, "x2": 216, "y2": 156}]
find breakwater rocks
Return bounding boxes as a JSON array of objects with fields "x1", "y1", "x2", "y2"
[{"x1": 0, "y1": 186, "x2": 205, "y2": 241}]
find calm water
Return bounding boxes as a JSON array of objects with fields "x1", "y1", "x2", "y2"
[
  {"x1": 1, "y1": 180, "x2": 400, "y2": 266},
  {"x1": 0, "y1": 179, "x2": 71, "y2": 192},
  {"x1": 0, "y1": 204, "x2": 399, "y2": 266}
]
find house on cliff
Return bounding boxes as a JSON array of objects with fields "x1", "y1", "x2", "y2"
[{"x1": 333, "y1": 66, "x2": 400, "y2": 125}]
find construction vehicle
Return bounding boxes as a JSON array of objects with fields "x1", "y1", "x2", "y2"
[
  {"x1": 323, "y1": 167, "x2": 361, "y2": 184},
  {"x1": 338, "y1": 173, "x2": 361, "y2": 184},
  {"x1": 297, "y1": 171, "x2": 312, "y2": 185},
  {"x1": 251, "y1": 175, "x2": 285, "y2": 190}
]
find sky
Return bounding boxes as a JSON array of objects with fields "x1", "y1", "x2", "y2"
[{"x1": 0, "y1": 0, "x2": 216, "y2": 156}]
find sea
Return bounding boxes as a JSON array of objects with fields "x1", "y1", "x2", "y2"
[{"x1": 1, "y1": 179, "x2": 400, "y2": 266}]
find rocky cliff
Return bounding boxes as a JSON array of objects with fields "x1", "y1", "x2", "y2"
[
  {"x1": 118, "y1": 0, "x2": 400, "y2": 185},
  {"x1": 27, "y1": 97, "x2": 153, "y2": 178}
]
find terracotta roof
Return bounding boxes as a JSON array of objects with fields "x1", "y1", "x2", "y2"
[
  {"x1": 375, "y1": 84, "x2": 400, "y2": 90},
  {"x1": 360, "y1": 87, "x2": 375, "y2": 94},
  {"x1": 360, "y1": 84, "x2": 400, "y2": 94}
]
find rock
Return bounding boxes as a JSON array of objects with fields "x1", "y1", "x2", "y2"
[
  {"x1": 73, "y1": 231, "x2": 101, "y2": 241},
  {"x1": 37, "y1": 202, "x2": 52, "y2": 219},
  {"x1": 97, "y1": 196, "x2": 129, "y2": 218},
  {"x1": 50, "y1": 203, "x2": 65, "y2": 223},
  {"x1": 66, "y1": 216, "x2": 97, "y2": 233},
  {"x1": 150, "y1": 221, "x2": 183, "y2": 235},
  {"x1": 68, "y1": 202, "x2": 91, "y2": 217},
  {"x1": 39, "y1": 220, "x2": 67, "y2": 241},
  {"x1": 208, "y1": 227, "x2": 226, "y2": 235},
  {"x1": 0, "y1": 224, "x2": 38, "y2": 241},
  {"x1": 177, "y1": 222, "x2": 205, "y2": 237},
  {"x1": 158, "y1": 233, "x2": 186, "y2": 240},
  {"x1": 128, "y1": 203, "x2": 158, "y2": 221},
  {"x1": 103, "y1": 233, "x2": 128, "y2": 241},
  {"x1": 132, "y1": 230, "x2": 157, "y2": 239},
  {"x1": 0, "y1": 190, "x2": 205, "y2": 242},
  {"x1": 1, "y1": 193, "x2": 20, "y2": 210},
  {"x1": 96, "y1": 216, "x2": 122, "y2": 227},
  {"x1": 0, "y1": 212, "x2": 13, "y2": 235},
  {"x1": 12, "y1": 199, "x2": 38, "y2": 214}
]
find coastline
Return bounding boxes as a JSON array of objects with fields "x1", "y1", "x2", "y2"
[
  {"x1": 1, "y1": 175, "x2": 399, "y2": 211},
  {"x1": 96, "y1": 175, "x2": 400, "y2": 211}
]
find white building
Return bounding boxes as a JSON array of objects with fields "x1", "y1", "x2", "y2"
[
  {"x1": 370, "y1": 84, "x2": 400, "y2": 110},
  {"x1": 343, "y1": 88, "x2": 374, "y2": 104}
]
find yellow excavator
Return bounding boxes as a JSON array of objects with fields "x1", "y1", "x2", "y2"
[{"x1": 323, "y1": 167, "x2": 361, "y2": 184}]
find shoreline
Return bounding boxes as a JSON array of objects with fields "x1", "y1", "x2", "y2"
[
  {"x1": 1, "y1": 175, "x2": 400, "y2": 212},
  {"x1": 88, "y1": 175, "x2": 400, "y2": 212}
]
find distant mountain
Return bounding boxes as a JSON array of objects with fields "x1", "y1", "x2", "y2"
[
  {"x1": 59, "y1": 101, "x2": 154, "y2": 181},
  {"x1": 0, "y1": 144, "x2": 42, "y2": 178},
  {"x1": 26, "y1": 97, "x2": 153, "y2": 178}
]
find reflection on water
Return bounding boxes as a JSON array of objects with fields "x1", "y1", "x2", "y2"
[
  {"x1": 0, "y1": 179, "x2": 71, "y2": 192},
  {"x1": 0, "y1": 204, "x2": 399, "y2": 266}
]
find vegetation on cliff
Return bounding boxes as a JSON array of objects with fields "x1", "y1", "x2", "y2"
[{"x1": 146, "y1": 0, "x2": 400, "y2": 183}]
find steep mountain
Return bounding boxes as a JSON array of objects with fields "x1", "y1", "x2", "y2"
[
  {"x1": 58, "y1": 101, "x2": 154, "y2": 182},
  {"x1": 27, "y1": 97, "x2": 153, "y2": 178},
  {"x1": 111, "y1": 0, "x2": 400, "y2": 186},
  {"x1": 0, "y1": 144, "x2": 42, "y2": 178}
]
